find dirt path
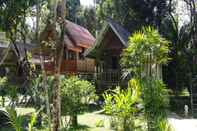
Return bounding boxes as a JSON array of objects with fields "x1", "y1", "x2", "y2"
[{"x1": 168, "y1": 113, "x2": 197, "y2": 131}]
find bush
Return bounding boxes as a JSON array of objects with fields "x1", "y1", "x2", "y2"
[
  {"x1": 0, "y1": 77, "x2": 8, "y2": 107},
  {"x1": 120, "y1": 27, "x2": 172, "y2": 131},
  {"x1": 141, "y1": 78, "x2": 170, "y2": 131},
  {"x1": 61, "y1": 76, "x2": 97, "y2": 127},
  {"x1": 103, "y1": 79, "x2": 142, "y2": 131}
]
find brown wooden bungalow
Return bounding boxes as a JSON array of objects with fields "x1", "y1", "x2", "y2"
[
  {"x1": 85, "y1": 19, "x2": 131, "y2": 92},
  {"x1": 31, "y1": 20, "x2": 96, "y2": 74}
]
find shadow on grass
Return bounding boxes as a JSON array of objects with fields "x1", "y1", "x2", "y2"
[
  {"x1": 83, "y1": 104, "x2": 102, "y2": 113},
  {"x1": 66, "y1": 124, "x2": 90, "y2": 131}
]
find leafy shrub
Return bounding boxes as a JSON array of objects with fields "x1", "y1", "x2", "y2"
[
  {"x1": 120, "y1": 26, "x2": 170, "y2": 79},
  {"x1": 141, "y1": 78, "x2": 170, "y2": 131},
  {"x1": 95, "y1": 120, "x2": 104, "y2": 127},
  {"x1": 61, "y1": 76, "x2": 97, "y2": 127},
  {"x1": 159, "y1": 119, "x2": 175, "y2": 131},
  {"x1": 120, "y1": 27, "x2": 172, "y2": 131},
  {"x1": 103, "y1": 79, "x2": 142, "y2": 131},
  {"x1": 0, "y1": 109, "x2": 12, "y2": 129},
  {"x1": 6, "y1": 107, "x2": 23, "y2": 131},
  {"x1": 0, "y1": 77, "x2": 8, "y2": 107}
]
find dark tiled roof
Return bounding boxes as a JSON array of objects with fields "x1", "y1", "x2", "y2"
[
  {"x1": 84, "y1": 19, "x2": 131, "y2": 57},
  {"x1": 0, "y1": 42, "x2": 9, "y2": 60},
  {"x1": 107, "y1": 19, "x2": 131, "y2": 46},
  {"x1": 11, "y1": 42, "x2": 36, "y2": 59}
]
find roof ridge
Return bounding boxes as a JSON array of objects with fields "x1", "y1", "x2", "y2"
[{"x1": 107, "y1": 19, "x2": 131, "y2": 46}]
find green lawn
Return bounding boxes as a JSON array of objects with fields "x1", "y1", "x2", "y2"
[
  {"x1": 77, "y1": 110, "x2": 113, "y2": 131},
  {"x1": 0, "y1": 107, "x2": 113, "y2": 131}
]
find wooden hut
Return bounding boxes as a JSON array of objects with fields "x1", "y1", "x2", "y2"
[
  {"x1": 85, "y1": 19, "x2": 131, "y2": 92},
  {"x1": 31, "y1": 20, "x2": 96, "y2": 74}
]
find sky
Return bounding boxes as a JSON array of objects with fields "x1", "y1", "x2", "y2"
[{"x1": 80, "y1": 0, "x2": 94, "y2": 6}]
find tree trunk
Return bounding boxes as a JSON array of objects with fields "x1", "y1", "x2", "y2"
[
  {"x1": 70, "y1": 115, "x2": 78, "y2": 127},
  {"x1": 40, "y1": 54, "x2": 52, "y2": 131},
  {"x1": 52, "y1": 0, "x2": 66, "y2": 130},
  {"x1": 36, "y1": 0, "x2": 52, "y2": 130},
  {"x1": 2, "y1": 96, "x2": 5, "y2": 107}
]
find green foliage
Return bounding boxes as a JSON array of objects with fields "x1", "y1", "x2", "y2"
[
  {"x1": 159, "y1": 119, "x2": 175, "y2": 131},
  {"x1": 121, "y1": 27, "x2": 170, "y2": 77},
  {"x1": 96, "y1": 0, "x2": 170, "y2": 32},
  {"x1": 6, "y1": 107, "x2": 23, "y2": 131},
  {"x1": 103, "y1": 79, "x2": 142, "y2": 131},
  {"x1": 141, "y1": 78, "x2": 170, "y2": 131},
  {"x1": 61, "y1": 76, "x2": 97, "y2": 126},
  {"x1": 8, "y1": 85, "x2": 18, "y2": 102},
  {"x1": 161, "y1": 16, "x2": 193, "y2": 93},
  {"x1": 0, "y1": 0, "x2": 40, "y2": 37},
  {"x1": 95, "y1": 119, "x2": 104, "y2": 127},
  {"x1": 28, "y1": 113, "x2": 37, "y2": 131},
  {"x1": 0, "y1": 77, "x2": 8, "y2": 106},
  {"x1": 0, "y1": 77, "x2": 8, "y2": 93},
  {"x1": 0, "y1": 108, "x2": 38, "y2": 131},
  {"x1": 0, "y1": 109, "x2": 12, "y2": 129},
  {"x1": 120, "y1": 26, "x2": 172, "y2": 131},
  {"x1": 66, "y1": 0, "x2": 81, "y2": 22},
  {"x1": 77, "y1": 7, "x2": 96, "y2": 35},
  {"x1": 30, "y1": 75, "x2": 54, "y2": 109}
]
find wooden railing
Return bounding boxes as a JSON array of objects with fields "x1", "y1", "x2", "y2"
[
  {"x1": 96, "y1": 71, "x2": 121, "y2": 83},
  {"x1": 77, "y1": 59, "x2": 95, "y2": 72},
  {"x1": 44, "y1": 59, "x2": 95, "y2": 74}
]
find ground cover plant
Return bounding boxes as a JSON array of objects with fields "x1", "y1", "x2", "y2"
[{"x1": 60, "y1": 76, "x2": 97, "y2": 129}]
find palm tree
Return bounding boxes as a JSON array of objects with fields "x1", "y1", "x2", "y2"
[{"x1": 160, "y1": 15, "x2": 192, "y2": 94}]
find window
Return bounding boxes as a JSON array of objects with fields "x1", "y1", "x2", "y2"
[
  {"x1": 112, "y1": 56, "x2": 118, "y2": 70},
  {"x1": 68, "y1": 50, "x2": 76, "y2": 60}
]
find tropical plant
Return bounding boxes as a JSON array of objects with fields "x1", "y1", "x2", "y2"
[
  {"x1": 0, "y1": 109, "x2": 12, "y2": 129},
  {"x1": 141, "y1": 78, "x2": 170, "y2": 131},
  {"x1": 160, "y1": 14, "x2": 194, "y2": 94},
  {"x1": 121, "y1": 27, "x2": 172, "y2": 131},
  {"x1": 0, "y1": 108, "x2": 38, "y2": 131},
  {"x1": 0, "y1": 77, "x2": 8, "y2": 107},
  {"x1": 159, "y1": 119, "x2": 175, "y2": 131},
  {"x1": 103, "y1": 79, "x2": 142, "y2": 131},
  {"x1": 60, "y1": 76, "x2": 97, "y2": 127},
  {"x1": 95, "y1": 119, "x2": 104, "y2": 127},
  {"x1": 6, "y1": 107, "x2": 23, "y2": 131},
  {"x1": 28, "y1": 113, "x2": 37, "y2": 131},
  {"x1": 8, "y1": 85, "x2": 18, "y2": 107},
  {"x1": 121, "y1": 26, "x2": 171, "y2": 79}
]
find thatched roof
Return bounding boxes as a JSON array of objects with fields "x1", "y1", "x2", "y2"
[
  {"x1": 39, "y1": 20, "x2": 95, "y2": 53},
  {"x1": 65, "y1": 20, "x2": 95, "y2": 49}
]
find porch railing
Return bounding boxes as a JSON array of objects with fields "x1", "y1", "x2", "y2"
[{"x1": 96, "y1": 71, "x2": 121, "y2": 83}]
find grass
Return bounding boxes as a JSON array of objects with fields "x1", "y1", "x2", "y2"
[
  {"x1": 0, "y1": 107, "x2": 113, "y2": 131},
  {"x1": 78, "y1": 110, "x2": 112, "y2": 131}
]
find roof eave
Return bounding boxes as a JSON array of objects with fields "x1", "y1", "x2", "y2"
[
  {"x1": 84, "y1": 22, "x2": 110, "y2": 58},
  {"x1": 108, "y1": 23, "x2": 128, "y2": 47}
]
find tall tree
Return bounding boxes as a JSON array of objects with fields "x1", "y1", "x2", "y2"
[
  {"x1": 160, "y1": 0, "x2": 197, "y2": 94},
  {"x1": 96, "y1": 0, "x2": 170, "y2": 32},
  {"x1": 66, "y1": 0, "x2": 80, "y2": 22},
  {"x1": 77, "y1": 7, "x2": 97, "y2": 36},
  {"x1": 46, "y1": 0, "x2": 66, "y2": 130}
]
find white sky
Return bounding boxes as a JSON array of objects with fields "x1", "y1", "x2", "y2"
[
  {"x1": 80, "y1": 0, "x2": 94, "y2": 6},
  {"x1": 177, "y1": 0, "x2": 190, "y2": 28}
]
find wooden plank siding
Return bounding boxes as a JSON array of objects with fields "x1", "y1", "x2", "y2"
[{"x1": 44, "y1": 59, "x2": 95, "y2": 74}]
